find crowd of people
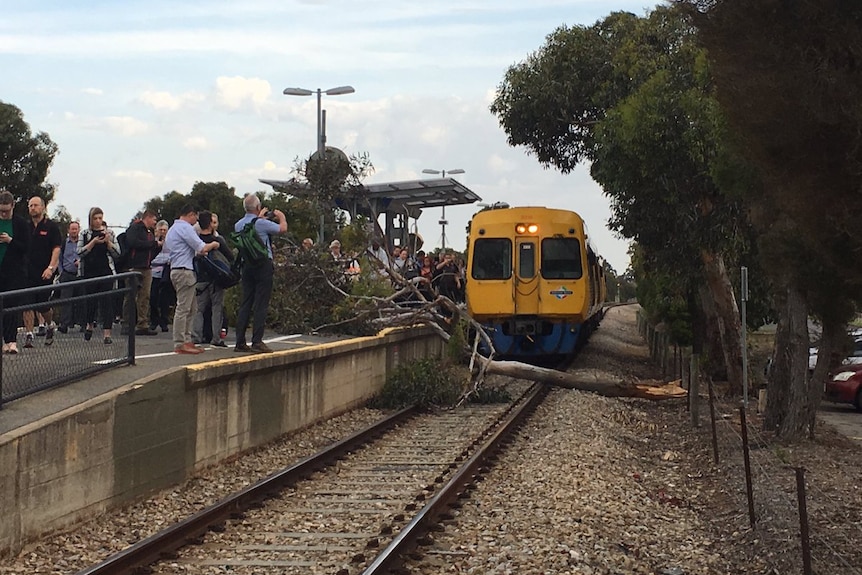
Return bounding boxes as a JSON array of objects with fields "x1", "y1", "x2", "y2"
[
  {"x1": 0, "y1": 191, "x2": 290, "y2": 356},
  {"x1": 0, "y1": 189, "x2": 466, "y2": 356}
]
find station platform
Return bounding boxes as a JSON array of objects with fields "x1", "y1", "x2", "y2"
[
  {"x1": 1, "y1": 324, "x2": 444, "y2": 557},
  {"x1": 0, "y1": 329, "x2": 353, "y2": 436}
]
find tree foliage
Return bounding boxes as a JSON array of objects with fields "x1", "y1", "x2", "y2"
[
  {"x1": 0, "y1": 101, "x2": 58, "y2": 213},
  {"x1": 679, "y1": 0, "x2": 862, "y2": 438}
]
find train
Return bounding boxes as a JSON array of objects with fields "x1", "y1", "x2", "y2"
[{"x1": 466, "y1": 204, "x2": 607, "y2": 359}]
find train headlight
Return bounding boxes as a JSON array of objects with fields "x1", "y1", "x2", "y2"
[{"x1": 515, "y1": 223, "x2": 539, "y2": 234}]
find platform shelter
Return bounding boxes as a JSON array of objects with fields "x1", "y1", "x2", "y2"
[{"x1": 259, "y1": 177, "x2": 481, "y2": 252}]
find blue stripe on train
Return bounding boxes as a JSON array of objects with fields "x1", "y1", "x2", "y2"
[{"x1": 482, "y1": 322, "x2": 583, "y2": 357}]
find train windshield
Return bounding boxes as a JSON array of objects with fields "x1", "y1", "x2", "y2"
[
  {"x1": 541, "y1": 238, "x2": 583, "y2": 279},
  {"x1": 471, "y1": 238, "x2": 512, "y2": 279}
]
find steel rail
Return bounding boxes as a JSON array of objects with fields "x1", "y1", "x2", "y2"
[
  {"x1": 361, "y1": 382, "x2": 548, "y2": 574},
  {"x1": 74, "y1": 405, "x2": 418, "y2": 575}
]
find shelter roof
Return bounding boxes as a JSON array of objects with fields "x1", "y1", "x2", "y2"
[{"x1": 258, "y1": 177, "x2": 481, "y2": 219}]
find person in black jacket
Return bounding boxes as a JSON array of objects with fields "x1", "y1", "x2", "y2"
[
  {"x1": 0, "y1": 190, "x2": 32, "y2": 354},
  {"x1": 123, "y1": 210, "x2": 163, "y2": 335},
  {"x1": 192, "y1": 211, "x2": 234, "y2": 347}
]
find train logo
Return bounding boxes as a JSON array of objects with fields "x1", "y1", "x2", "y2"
[{"x1": 550, "y1": 286, "x2": 573, "y2": 300}]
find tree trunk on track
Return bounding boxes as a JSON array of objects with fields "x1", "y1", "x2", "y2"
[{"x1": 479, "y1": 358, "x2": 686, "y2": 400}]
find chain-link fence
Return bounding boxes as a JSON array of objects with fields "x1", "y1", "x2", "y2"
[{"x1": 0, "y1": 272, "x2": 141, "y2": 406}]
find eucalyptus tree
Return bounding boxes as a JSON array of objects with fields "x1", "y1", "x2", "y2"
[
  {"x1": 0, "y1": 101, "x2": 58, "y2": 212},
  {"x1": 680, "y1": 0, "x2": 862, "y2": 438},
  {"x1": 491, "y1": 6, "x2": 747, "y2": 390}
]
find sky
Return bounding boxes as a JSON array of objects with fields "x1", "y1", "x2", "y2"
[{"x1": 1, "y1": 0, "x2": 657, "y2": 273}]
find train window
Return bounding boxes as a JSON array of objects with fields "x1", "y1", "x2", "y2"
[
  {"x1": 541, "y1": 238, "x2": 583, "y2": 279},
  {"x1": 518, "y1": 242, "x2": 536, "y2": 278},
  {"x1": 471, "y1": 238, "x2": 512, "y2": 279}
]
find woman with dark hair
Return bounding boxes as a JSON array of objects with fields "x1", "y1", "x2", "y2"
[{"x1": 77, "y1": 207, "x2": 119, "y2": 344}]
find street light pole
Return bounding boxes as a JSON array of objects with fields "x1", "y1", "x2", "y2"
[
  {"x1": 284, "y1": 85, "x2": 355, "y2": 243},
  {"x1": 421, "y1": 168, "x2": 465, "y2": 251}
]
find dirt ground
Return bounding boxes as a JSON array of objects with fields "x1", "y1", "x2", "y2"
[{"x1": 582, "y1": 304, "x2": 862, "y2": 575}]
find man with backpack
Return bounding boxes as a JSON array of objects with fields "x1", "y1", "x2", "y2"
[
  {"x1": 122, "y1": 210, "x2": 163, "y2": 335},
  {"x1": 232, "y1": 193, "x2": 286, "y2": 354}
]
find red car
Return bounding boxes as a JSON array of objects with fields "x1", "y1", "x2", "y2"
[{"x1": 825, "y1": 364, "x2": 862, "y2": 412}]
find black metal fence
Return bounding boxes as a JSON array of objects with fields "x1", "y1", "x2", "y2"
[{"x1": 0, "y1": 272, "x2": 141, "y2": 407}]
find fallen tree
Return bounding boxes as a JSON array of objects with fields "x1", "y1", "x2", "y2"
[
  {"x1": 480, "y1": 358, "x2": 686, "y2": 400},
  {"x1": 314, "y1": 252, "x2": 684, "y2": 402}
]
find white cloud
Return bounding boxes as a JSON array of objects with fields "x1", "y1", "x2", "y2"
[
  {"x1": 183, "y1": 136, "x2": 209, "y2": 150},
  {"x1": 112, "y1": 169, "x2": 155, "y2": 181},
  {"x1": 82, "y1": 87, "x2": 103, "y2": 96},
  {"x1": 214, "y1": 76, "x2": 272, "y2": 112},
  {"x1": 102, "y1": 116, "x2": 149, "y2": 136},
  {"x1": 139, "y1": 90, "x2": 205, "y2": 111}
]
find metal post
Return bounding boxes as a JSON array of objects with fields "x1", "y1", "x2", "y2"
[
  {"x1": 317, "y1": 91, "x2": 325, "y2": 245},
  {"x1": 127, "y1": 273, "x2": 138, "y2": 366},
  {"x1": 741, "y1": 266, "x2": 749, "y2": 408},
  {"x1": 795, "y1": 467, "x2": 813, "y2": 575},
  {"x1": 740, "y1": 406, "x2": 756, "y2": 528},
  {"x1": 441, "y1": 169, "x2": 447, "y2": 250}
]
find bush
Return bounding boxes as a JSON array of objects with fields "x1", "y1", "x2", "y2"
[{"x1": 368, "y1": 357, "x2": 463, "y2": 409}]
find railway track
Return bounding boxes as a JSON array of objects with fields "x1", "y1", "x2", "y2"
[{"x1": 76, "y1": 382, "x2": 547, "y2": 575}]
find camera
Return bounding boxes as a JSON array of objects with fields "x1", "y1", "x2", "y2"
[
  {"x1": 95, "y1": 231, "x2": 106, "y2": 238},
  {"x1": 264, "y1": 211, "x2": 279, "y2": 222}
]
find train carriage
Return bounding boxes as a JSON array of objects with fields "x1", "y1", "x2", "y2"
[{"x1": 466, "y1": 205, "x2": 606, "y2": 358}]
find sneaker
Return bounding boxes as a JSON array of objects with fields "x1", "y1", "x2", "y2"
[
  {"x1": 36, "y1": 324, "x2": 46, "y2": 337},
  {"x1": 160, "y1": 325, "x2": 169, "y2": 333},
  {"x1": 7, "y1": 342, "x2": 17, "y2": 354},
  {"x1": 84, "y1": 328, "x2": 93, "y2": 341},
  {"x1": 211, "y1": 340, "x2": 227, "y2": 348},
  {"x1": 24, "y1": 333, "x2": 34, "y2": 348},
  {"x1": 175, "y1": 342, "x2": 204, "y2": 354},
  {"x1": 58, "y1": 325, "x2": 69, "y2": 334},
  {"x1": 45, "y1": 327, "x2": 54, "y2": 346},
  {"x1": 234, "y1": 343, "x2": 252, "y2": 353},
  {"x1": 250, "y1": 342, "x2": 274, "y2": 354},
  {"x1": 1, "y1": 343, "x2": 8, "y2": 353},
  {"x1": 104, "y1": 336, "x2": 113, "y2": 345}
]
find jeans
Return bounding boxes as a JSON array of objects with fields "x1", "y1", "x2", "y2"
[
  {"x1": 193, "y1": 283, "x2": 225, "y2": 344},
  {"x1": 236, "y1": 259, "x2": 273, "y2": 345}
]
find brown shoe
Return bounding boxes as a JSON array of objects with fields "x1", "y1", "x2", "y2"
[
  {"x1": 234, "y1": 343, "x2": 252, "y2": 353},
  {"x1": 175, "y1": 342, "x2": 204, "y2": 354},
  {"x1": 250, "y1": 342, "x2": 274, "y2": 354}
]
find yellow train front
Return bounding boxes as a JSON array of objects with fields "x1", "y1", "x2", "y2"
[{"x1": 466, "y1": 206, "x2": 606, "y2": 358}]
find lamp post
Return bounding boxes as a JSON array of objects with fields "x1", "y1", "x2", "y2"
[
  {"x1": 284, "y1": 85, "x2": 355, "y2": 242},
  {"x1": 422, "y1": 168, "x2": 465, "y2": 250}
]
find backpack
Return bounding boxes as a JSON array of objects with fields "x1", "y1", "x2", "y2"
[
  {"x1": 193, "y1": 249, "x2": 240, "y2": 289},
  {"x1": 114, "y1": 231, "x2": 130, "y2": 271},
  {"x1": 229, "y1": 217, "x2": 269, "y2": 265}
]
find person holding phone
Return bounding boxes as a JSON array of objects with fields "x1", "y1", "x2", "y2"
[{"x1": 77, "y1": 207, "x2": 120, "y2": 344}]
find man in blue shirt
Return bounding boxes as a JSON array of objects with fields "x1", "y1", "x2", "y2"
[
  {"x1": 57, "y1": 220, "x2": 83, "y2": 333},
  {"x1": 234, "y1": 193, "x2": 286, "y2": 353},
  {"x1": 165, "y1": 204, "x2": 219, "y2": 354}
]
